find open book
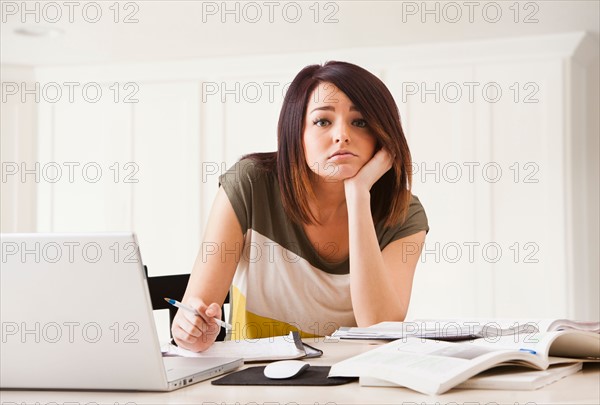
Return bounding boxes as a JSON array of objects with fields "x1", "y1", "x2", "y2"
[
  {"x1": 455, "y1": 362, "x2": 583, "y2": 390},
  {"x1": 361, "y1": 362, "x2": 583, "y2": 391},
  {"x1": 331, "y1": 318, "x2": 600, "y2": 341},
  {"x1": 329, "y1": 328, "x2": 600, "y2": 395}
]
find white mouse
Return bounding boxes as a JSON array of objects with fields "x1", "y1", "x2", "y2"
[{"x1": 263, "y1": 360, "x2": 310, "y2": 379}]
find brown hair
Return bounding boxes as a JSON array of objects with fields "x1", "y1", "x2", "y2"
[{"x1": 244, "y1": 61, "x2": 413, "y2": 227}]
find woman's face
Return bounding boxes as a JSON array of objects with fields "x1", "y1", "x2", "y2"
[{"x1": 303, "y1": 82, "x2": 378, "y2": 182}]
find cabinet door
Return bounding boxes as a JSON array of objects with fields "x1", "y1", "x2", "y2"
[
  {"x1": 37, "y1": 86, "x2": 132, "y2": 232},
  {"x1": 386, "y1": 65, "x2": 489, "y2": 318},
  {"x1": 475, "y1": 59, "x2": 566, "y2": 317},
  {"x1": 199, "y1": 74, "x2": 286, "y2": 226},
  {"x1": 221, "y1": 74, "x2": 285, "y2": 166},
  {"x1": 1, "y1": 90, "x2": 36, "y2": 232},
  {"x1": 132, "y1": 82, "x2": 201, "y2": 276}
]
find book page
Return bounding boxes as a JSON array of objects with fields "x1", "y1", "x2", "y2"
[
  {"x1": 547, "y1": 319, "x2": 600, "y2": 333},
  {"x1": 333, "y1": 319, "x2": 545, "y2": 340},
  {"x1": 411, "y1": 319, "x2": 548, "y2": 337},
  {"x1": 329, "y1": 337, "x2": 536, "y2": 395},
  {"x1": 470, "y1": 330, "x2": 600, "y2": 360},
  {"x1": 332, "y1": 338, "x2": 485, "y2": 377},
  {"x1": 162, "y1": 332, "x2": 306, "y2": 362}
]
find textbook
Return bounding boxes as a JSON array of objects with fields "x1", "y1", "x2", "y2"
[
  {"x1": 163, "y1": 331, "x2": 321, "y2": 362},
  {"x1": 331, "y1": 318, "x2": 600, "y2": 341},
  {"x1": 328, "y1": 329, "x2": 600, "y2": 395},
  {"x1": 456, "y1": 362, "x2": 583, "y2": 390},
  {"x1": 361, "y1": 362, "x2": 583, "y2": 391}
]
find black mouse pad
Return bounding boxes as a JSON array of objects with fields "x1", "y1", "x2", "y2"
[{"x1": 211, "y1": 366, "x2": 357, "y2": 386}]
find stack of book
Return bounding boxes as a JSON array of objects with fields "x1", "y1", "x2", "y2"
[{"x1": 328, "y1": 318, "x2": 600, "y2": 395}]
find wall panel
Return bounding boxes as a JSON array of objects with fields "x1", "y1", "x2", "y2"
[
  {"x1": 476, "y1": 60, "x2": 566, "y2": 317},
  {"x1": 50, "y1": 93, "x2": 132, "y2": 232},
  {"x1": 387, "y1": 66, "x2": 486, "y2": 318},
  {"x1": 1, "y1": 68, "x2": 37, "y2": 232},
  {"x1": 131, "y1": 81, "x2": 201, "y2": 277}
]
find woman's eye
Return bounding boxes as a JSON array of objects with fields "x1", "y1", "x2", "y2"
[
  {"x1": 353, "y1": 119, "x2": 367, "y2": 128},
  {"x1": 313, "y1": 118, "x2": 330, "y2": 127}
]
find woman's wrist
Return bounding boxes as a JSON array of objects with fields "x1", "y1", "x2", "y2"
[{"x1": 344, "y1": 179, "x2": 371, "y2": 202}]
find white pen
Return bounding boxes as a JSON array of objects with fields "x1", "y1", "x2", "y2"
[{"x1": 164, "y1": 297, "x2": 233, "y2": 330}]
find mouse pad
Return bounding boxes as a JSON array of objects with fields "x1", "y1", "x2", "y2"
[{"x1": 211, "y1": 366, "x2": 357, "y2": 386}]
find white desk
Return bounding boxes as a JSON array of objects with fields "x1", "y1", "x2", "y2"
[{"x1": 2, "y1": 339, "x2": 599, "y2": 405}]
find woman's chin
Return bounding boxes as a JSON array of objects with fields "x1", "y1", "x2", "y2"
[
  {"x1": 307, "y1": 161, "x2": 361, "y2": 183},
  {"x1": 319, "y1": 167, "x2": 359, "y2": 183}
]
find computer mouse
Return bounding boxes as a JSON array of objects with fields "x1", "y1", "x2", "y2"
[{"x1": 263, "y1": 360, "x2": 310, "y2": 379}]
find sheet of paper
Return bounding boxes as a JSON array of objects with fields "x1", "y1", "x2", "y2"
[{"x1": 162, "y1": 332, "x2": 306, "y2": 362}]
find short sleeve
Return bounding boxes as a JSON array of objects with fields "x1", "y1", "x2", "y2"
[
  {"x1": 377, "y1": 194, "x2": 429, "y2": 249},
  {"x1": 218, "y1": 159, "x2": 258, "y2": 235}
]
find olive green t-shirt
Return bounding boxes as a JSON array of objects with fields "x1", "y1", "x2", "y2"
[{"x1": 219, "y1": 158, "x2": 429, "y2": 339}]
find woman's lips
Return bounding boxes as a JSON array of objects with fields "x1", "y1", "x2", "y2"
[{"x1": 328, "y1": 150, "x2": 357, "y2": 161}]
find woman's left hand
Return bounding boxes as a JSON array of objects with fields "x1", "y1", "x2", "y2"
[{"x1": 345, "y1": 148, "x2": 394, "y2": 193}]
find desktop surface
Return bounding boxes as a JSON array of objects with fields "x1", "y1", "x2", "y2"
[{"x1": 2, "y1": 338, "x2": 599, "y2": 405}]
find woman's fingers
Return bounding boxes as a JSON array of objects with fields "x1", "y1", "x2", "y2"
[
  {"x1": 205, "y1": 302, "x2": 222, "y2": 319},
  {"x1": 178, "y1": 311, "x2": 203, "y2": 337},
  {"x1": 173, "y1": 324, "x2": 199, "y2": 344}
]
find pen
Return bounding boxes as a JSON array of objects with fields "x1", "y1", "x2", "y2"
[
  {"x1": 519, "y1": 348, "x2": 537, "y2": 355},
  {"x1": 164, "y1": 297, "x2": 233, "y2": 331}
]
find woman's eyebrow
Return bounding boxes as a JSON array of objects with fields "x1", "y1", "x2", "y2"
[{"x1": 309, "y1": 105, "x2": 359, "y2": 114}]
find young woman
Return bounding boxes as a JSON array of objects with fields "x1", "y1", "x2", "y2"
[{"x1": 172, "y1": 61, "x2": 429, "y2": 352}]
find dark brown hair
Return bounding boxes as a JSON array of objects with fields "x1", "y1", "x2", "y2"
[{"x1": 244, "y1": 61, "x2": 413, "y2": 227}]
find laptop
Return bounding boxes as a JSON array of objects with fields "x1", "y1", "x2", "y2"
[{"x1": 0, "y1": 232, "x2": 242, "y2": 391}]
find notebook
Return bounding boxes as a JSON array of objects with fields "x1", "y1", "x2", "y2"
[
  {"x1": 0, "y1": 232, "x2": 242, "y2": 391},
  {"x1": 164, "y1": 331, "x2": 323, "y2": 362}
]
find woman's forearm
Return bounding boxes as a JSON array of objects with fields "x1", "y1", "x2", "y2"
[{"x1": 345, "y1": 184, "x2": 407, "y2": 326}]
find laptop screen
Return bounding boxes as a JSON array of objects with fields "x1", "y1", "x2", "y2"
[{"x1": 1, "y1": 232, "x2": 168, "y2": 390}]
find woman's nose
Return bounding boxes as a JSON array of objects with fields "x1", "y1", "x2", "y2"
[{"x1": 334, "y1": 123, "x2": 351, "y2": 144}]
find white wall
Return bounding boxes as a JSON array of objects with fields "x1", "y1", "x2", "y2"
[{"x1": 1, "y1": 32, "x2": 598, "y2": 320}]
